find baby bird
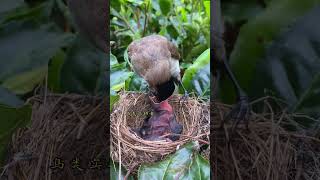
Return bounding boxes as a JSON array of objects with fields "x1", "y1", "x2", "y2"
[
  {"x1": 135, "y1": 96, "x2": 183, "y2": 141},
  {"x1": 128, "y1": 35, "x2": 187, "y2": 102}
]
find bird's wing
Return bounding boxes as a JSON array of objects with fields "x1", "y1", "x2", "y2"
[
  {"x1": 165, "y1": 41, "x2": 181, "y2": 80},
  {"x1": 127, "y1": 36, "x2": 172, "y2": 85},
  {"x1": 127, "y1": 40, "x2": 151, "y2": 78}
]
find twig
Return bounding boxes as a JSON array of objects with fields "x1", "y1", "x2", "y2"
[
  {"x1": 142, "y1": 1, "x2": 149, "y2": 37},
  {"x1": 266, "y1": 101, "x2": 274, "y2": 180},
  {"x1": 160, "y1": 133, "x2": 209, "y2": 145},
  {"x1": 229, "y1": 142, "x2": 243, "y2": 180},
  {"x1": 76, "y1": 103, "x2": 102, "y2": 139}
]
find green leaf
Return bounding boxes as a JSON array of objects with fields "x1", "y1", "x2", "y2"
[
  {"x1": 0, "y1": 0, "x2": 25, "y2": 14},
  {"x1": 138, "y1": 141, "x2": 210, "y2": 180},
  {"x1": 151, "y1": 0, "x2": 161, "y2": 12},
  {"x1": 111, "y1": 0, "x2": 122, "y2": 12},
  {"x1": 203, "y1": 0, "x2": 210, "y2": 16},
  {"x1": 0, "y1": 104, "x2": 31, "y2": 166},
  {"x1": 48, "y1": 50, "x2": 66, "y2": 92},
  {"x1": 125, "y1": 73, "x2": 148, "y2": 92},
  {"x1": 220, "y1": 0, "x2": 320, "y2": 103},
  {"x1": 158, "y1": 0, "x2": 172, "y2": 16},
  {"x1": 222, "y1": 0, "x2": 264, "y2": 25},
  {"x1": 110, "y1": 53, "x2": 119, "y2": 66},
  {"x1": 0, "y1": 0, "x2": 72, "y2": 90},
  {"x1": 0, "y1": 86, "x2": 24, "y2": 108},
  {"x1": 110, "y1": 160, "x2": 133, "y2": 180},
  {"x1": 185, "y1": 44, "x2": 208, "y2": 63},
  {"x1": 191, "y1": 64, "x2": 210, "y2": 98},
  {"x1": 60, "y1": 35, "x2": 107, "y2": 95},
  {"x1": 110, "y1": 89, "x2": 119, "y2": 111},
  {"x1": 182, "y1": 49, "x2": 210, "y2": 96},
  {"x1": 249, "y1": 6, "x2": 320, "y2": 121},
  {"x1": 110, "y1": 53, "x2": 134, "y2": 92},
  {"x1": 2, "y1": 66, "x2": 47, "y2": 95},
  {"x1": 1, "y1": 2, "x2": 53, "y2": 29},
  {"x1": 95, "y1": 60, "x2": 108, "y2": 95},
  {"x1": 0, "y1": 21, "x2": 74, "y2": 94}
]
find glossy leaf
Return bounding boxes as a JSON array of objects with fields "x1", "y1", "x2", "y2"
[
  {"x1": 60, "y1": 35, "x2": 107, "y2": 94},
  {"x1": 138, "y1": 141, "x2": 210, "y2": 180},
  {"x1": 0, "y1": 86, "x2": 24, "y2": 108},
  {"x1": 125, "y1": 73, "x2": 148, "y2": 92},
  {"x1": 2, "y1": 66, "x2": 47, "y2": 95},
  {"x1": 220, "y1": 0, "x2": 320, "y2": 103},
  {"x1": 182, "y1": 49, "x2": 210, "y2": 96},
  {"x1": 110, "y1": 53, "x2": 119, "y2": 67},
  {"x1": 110, "y1": 53, "x2": 134, "y2": 92},
  {"x1": 0, "y1": 20, "x2": 74, "y2": 94},
  {"x1": 158, "y1": 0, "x2": 172, "y2": 16},
  {"x1": 191, "y1": 64, "x2": 210, "y2": 98},
  {"x1": 0, "y1": 105, "x2": 31, "y2": 165},
  {"x1": 250, "y1": 6, "x2": 320, "y2": 121},
  {"x1": 204, "y1": 0, "x2": 210, "y2": 16},
  {"x1": 111, "y1": 0, "x2": 122, "y2": 12},
  {"x1": 95, "y1": 60, "x2": 108, "y2": 95},
  {"x1": 48, "y1": 50, "x2": 66, "y2": 92}
]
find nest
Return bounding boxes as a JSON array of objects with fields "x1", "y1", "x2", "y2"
[
  {"x1": 213, "y1": 97, "x2": 320, "y2": 180},
  {"x1": 4, "y1": 90, "x2": 319, "y2": 179},
  {"x1": 110, "y1": 92, "x2": 210, "y2": 173},
  {"x1": 2, "y1": 94, "x2": 108, "y2": 180}
]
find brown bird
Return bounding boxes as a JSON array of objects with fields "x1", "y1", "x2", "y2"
[
  {"x1": 128, "y1": 35, "x2": 188, "y2": 102},
  {"x1": 135, "y1": 96, "x2": 183, "y2": 141}
]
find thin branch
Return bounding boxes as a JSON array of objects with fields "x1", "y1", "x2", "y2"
[{"x1": 142, "y1": 1, "x2": 150, "y2": 37}]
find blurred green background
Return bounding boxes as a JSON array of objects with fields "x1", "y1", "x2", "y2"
[
  {"x1": 218, "y1": 0, "x2": 320, "y2": 128},
  {"x1": 0, "y1": 0, "x2": 108, "y2": 165}
]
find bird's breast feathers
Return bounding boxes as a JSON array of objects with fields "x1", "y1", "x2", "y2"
[{"x1": 169, "y1": 58, "x2": 180, "y2": 80}]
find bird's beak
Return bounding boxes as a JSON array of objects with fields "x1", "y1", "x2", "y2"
[{"x1": 148, "y1": 95, "x2": 172, "y2": 104}]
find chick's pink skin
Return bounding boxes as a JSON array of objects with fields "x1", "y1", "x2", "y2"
[
  {"x1": 136, "y1": 95, "x2": 183, "y2": 141},
  {"x1": 149, "y1": 95, "x2": 173, "y2": 113},
  {"x1": 157, "y1": 100, "x2": 173, "y2": 112}
]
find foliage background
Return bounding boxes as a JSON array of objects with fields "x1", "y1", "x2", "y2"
[
  {"x1": 0, "y1": 0, "x2": 108, "y2": 165},
  {"x1": 110, "y1": 0, "x2": 211, "y2": 106},
  {"x1": 218, "y1": 0, "x2": 320, "y2": 128},
  {"x1": 0, "y1": 0, "x2": 211, "y2": 178},
  {"x1": 3, "y1": 0, "x2": 320, "y2": 178}
]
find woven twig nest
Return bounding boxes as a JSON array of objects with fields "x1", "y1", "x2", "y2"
[
  {"x1": 3, "y1": 94, "x2": 108, "y2": 180},
  {"x1": 110, "y1": 92, "x2": 210, "y2": 172},
  {"x1": 213, "y1": 97, "x2": 320, "y2": 180}
]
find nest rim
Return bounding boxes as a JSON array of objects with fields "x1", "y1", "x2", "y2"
[{"x1": 110, "y1": 91, "x2": 210, "y2": 170}]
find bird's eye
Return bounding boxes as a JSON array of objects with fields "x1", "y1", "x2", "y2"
[{"x1": 141, "y1": 130, "x2": 146, "y2": 136}]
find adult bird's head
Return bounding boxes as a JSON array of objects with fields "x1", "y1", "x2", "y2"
[{"x1": 154, "y1": 77, "x2": 176, "y2": 102}]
